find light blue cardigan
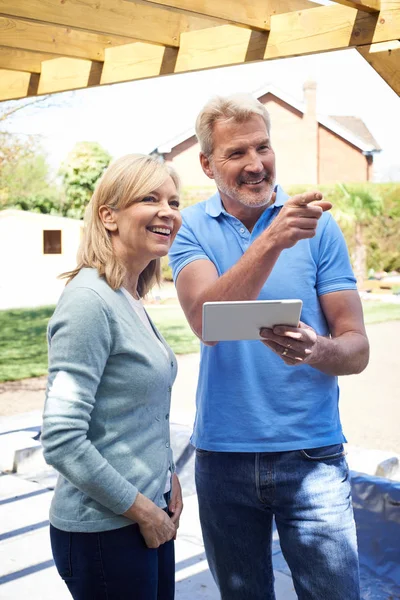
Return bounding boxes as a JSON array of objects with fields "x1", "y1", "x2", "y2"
[{"x1": 42, "y1": 268, "x2": 177, "y2": 532}]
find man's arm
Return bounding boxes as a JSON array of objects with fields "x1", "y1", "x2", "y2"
[
  {"x1": 260, "y1": 290, "x2": 369, "y2": 376},
  {"x1": 176, "y1": 191, "x2": 331, "y2": 340}
]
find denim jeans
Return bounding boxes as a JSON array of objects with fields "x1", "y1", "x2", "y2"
[
  {"x1": 195, "y1": 445, "x2": 360, "y2": 600},
  {"x1": 50, "y1": 522, "x2": 175, "y2": 600}
]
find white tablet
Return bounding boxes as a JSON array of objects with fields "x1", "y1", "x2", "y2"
[{"x1": 202, "y1": 299, "x2": 303, "y2": 342}]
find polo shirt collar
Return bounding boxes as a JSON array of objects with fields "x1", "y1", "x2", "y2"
[{"x1": 205, "y1": 184, "x2": 288, "y2": 218}]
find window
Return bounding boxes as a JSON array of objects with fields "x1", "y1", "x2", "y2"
[{"x1": 43, "y1": 230, "x2": 62, "y2": 254}]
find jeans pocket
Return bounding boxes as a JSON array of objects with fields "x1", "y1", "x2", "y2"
[
  {"x1": 300, "y1": 443, "x2": 346, "y2": 462},
  {"x1": 50, "y1": 524, "x2": 73, "y2": 579}
]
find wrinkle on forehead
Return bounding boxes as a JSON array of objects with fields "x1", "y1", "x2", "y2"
[{"x1": 212, "y1": 116, "x2": 270, "y2": 154}]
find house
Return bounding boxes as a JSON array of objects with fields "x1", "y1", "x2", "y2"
[
  {"x1": 0, "y1": 210, "x2": 82, "y2": 309},
  {"x1": 152, "y1": 82, "x2": 381, "y2": 188}
]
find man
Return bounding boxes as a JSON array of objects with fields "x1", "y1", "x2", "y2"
[{"x1": 169, "y1": 94, "x2": 369, "y2": 600}]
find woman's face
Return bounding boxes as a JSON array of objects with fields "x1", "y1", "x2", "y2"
[{"x1": 107, "y1": 175, "x2": 182, "y2": 266}]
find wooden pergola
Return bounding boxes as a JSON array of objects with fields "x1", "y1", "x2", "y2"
[{"x1": 0, "y1": 0, "x2": 399, "y2": 102}]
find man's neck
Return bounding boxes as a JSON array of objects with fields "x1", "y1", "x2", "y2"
[{"x1": 220, "y1": 194, "x2": 270, "y2": 232}]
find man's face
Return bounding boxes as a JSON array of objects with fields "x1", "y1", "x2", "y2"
[{"x1": 201, "y1": 115, "x2": 276, "y2": 210}]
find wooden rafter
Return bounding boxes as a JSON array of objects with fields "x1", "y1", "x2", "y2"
[
  {"x1": 136, "y1": 0, "x2": 316, "y2": 31},
  {"x1": 264, "y1": 3, "x2": 398, "y2": 59},
  {"x1": 0, "y1": 0, "x2": 398, "y2": 101},
  {"x1": 0, "y1": 68, "x2": 38, "y2": 101},
  {"x1": 0, "y1": 46, "x2": 58, "y2": 73},
  {"x1": 0, "y1": 0, "x2": 222, "y2": 47},
  {"x1": 358, "y1": 41, "x2": 400, "y2": 95},
  {"x1": 330, "y1": 0, "x2": 380, "y2": 13},
  {"x1": 0, "y1": 16, "x2": 136, "y2": 62}
]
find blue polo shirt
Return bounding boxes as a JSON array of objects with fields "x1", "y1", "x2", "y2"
[{"x1": 169, "y1": 186, "x2": 357, "y2": 452}]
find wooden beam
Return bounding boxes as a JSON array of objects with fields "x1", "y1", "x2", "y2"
[
  {"x1": 0, "y1": 46, "x2": 58, "y2": 72},
  {"x1": 175, "y1": 25, "x2": 268, "y2": 72},
  {"x1": 264, "y1": 4, "x2": 400, "y2": 60},
  {"x1": 101, "y1": 42, "x2": 178, "y2": 83},
  {"x1": 0, "y1": 0, "x2": 221, "y2": 48},
  {"x1": 174, "y1": 5, "x2": 400, "y2": 72},
  {"x1": 358, "y1": 41, "x2": 400, "y2": 95},
  {"x1": 0, "y1": 68, "x2": 33, "y2": 100},
  {"x1": 138, "y1": 0, "x2": 316, "y2": 31},
  {"x1": 0, "y1": 2, "x2": 399, "y2": 99},
  {"x1": 330, "y1": 0, "x2": 380, "y2": 13},
  {"x1": 37, "y1": 57, "x2": 102, "y2": 94},
  {"x1": 0, "y1": 15, "x2": 135, "y2": 61}
]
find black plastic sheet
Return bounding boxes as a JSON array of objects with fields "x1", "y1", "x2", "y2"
[{"x1": 352, "y1": 472, "x2": 400, "y2": 599}]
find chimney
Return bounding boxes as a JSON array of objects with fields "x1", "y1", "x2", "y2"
[
  {"x1": 303, "y1": 80, "x2": 317, "y2": 119},
  {"x1": 302, "y1": 80, "x2": 318, "y2": 184}
]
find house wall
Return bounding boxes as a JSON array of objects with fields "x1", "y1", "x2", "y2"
[
  {"x1": 261, "y1": 93, "x2": 318, "y2": 185},
  {"x1": 0, "y1": 211, "x2": 82, "y2": 309},
  {"x1": 318, "y1": 125, "x2": 369, "y2": 183},
  {"x1": 165, "y1": 135, "x2": 215, "y2": 188}
]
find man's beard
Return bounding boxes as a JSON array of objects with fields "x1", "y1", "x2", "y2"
[{"x1": 213, "y1": 170, "x2": 276, "y2": 209}]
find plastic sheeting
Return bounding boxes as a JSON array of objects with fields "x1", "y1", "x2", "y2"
[
  {"x1": 352, "y1": 472, "x2": 400, "y2": 599},
  {"x1": 272, "y1": 473, "x2": 400, "y2": 599}
]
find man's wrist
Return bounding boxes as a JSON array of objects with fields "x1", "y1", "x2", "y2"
[
  {"x1": 304, "y1": 334, "x2": 326, "y2": 367},
  {"x1": 258, "y1": 228, "x2": 284, "y2": 257}
]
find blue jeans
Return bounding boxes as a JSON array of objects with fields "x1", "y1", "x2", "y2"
[
  {"x1": 195, "y1": 445, "x2": 360, "y2": 600},
  {"x1": 50, "y1": 522, "x2": 175, "y2": 600}
]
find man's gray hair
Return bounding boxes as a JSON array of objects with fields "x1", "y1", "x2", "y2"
[{"x1": 195, "y1": 93, "x2": 271, "y2": 157}]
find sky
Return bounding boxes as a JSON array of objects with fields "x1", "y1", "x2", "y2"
[{"x1": 4, "y1": 47, "x2": 400, "y2": 182}]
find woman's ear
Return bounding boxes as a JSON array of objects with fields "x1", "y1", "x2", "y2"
[{"x1": 99, "y1": 205, "x2": 118, "y2": 232}]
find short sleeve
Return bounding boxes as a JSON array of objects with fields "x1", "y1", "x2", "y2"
[
  {"x1": 314, "y1": 215, "x2": 357, "y2": 296},
  {"x1": 169, "y1": 217, "x2": 211, "y2": 282}
]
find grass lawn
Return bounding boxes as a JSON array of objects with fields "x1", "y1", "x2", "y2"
[
  {"x1": 0, "y1": 306, "x2": 55, "y2": 383},
  {"x1": 146, "y1": 305, "x2": 199, "y2": 355},
  {"x1": 0, "y1": 304, "x2": 199, "y2": 383},
  {"x1": 0, "y1": 300, "x2": 399, "y2": 383},
  {"x1": 361, "y1": 300, "x2": 400, "y2": 324}
]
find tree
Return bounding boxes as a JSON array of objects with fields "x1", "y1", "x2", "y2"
[
  {"x1": 0, "y1": 132, "x2": 59, "y2": 213},
  {"x1": 59, "y1": 142, "x2": 112, "y2": 219},
  {"x1": 335, "y1": 183, "x2": 383, "y2": 287},
  {"x1": 0, "y1": 95, "x2": 71, "y2": 214}
]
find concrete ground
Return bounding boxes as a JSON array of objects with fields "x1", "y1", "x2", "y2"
[{"x1": 0, "y1": 320, "x2": 399, "y2": 598}]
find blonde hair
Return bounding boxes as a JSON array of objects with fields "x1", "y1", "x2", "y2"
[
  {"x1": 60, "y1": 154, "x2": 180, "y2": 297},
  {"x1": 195, "y1": 93, "x2": 271, "y2": 157}
]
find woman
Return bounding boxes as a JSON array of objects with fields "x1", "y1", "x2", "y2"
[{"x1": 41, "y1": 154, "x2": 183, "y2": 599}]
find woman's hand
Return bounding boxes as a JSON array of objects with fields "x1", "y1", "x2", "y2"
[
  {"x1": 168, "y1": 473, "x2": 183, "y2": 538},
  {"x1": 123, "y1": 492, "x2": 176, "y2": 548}
]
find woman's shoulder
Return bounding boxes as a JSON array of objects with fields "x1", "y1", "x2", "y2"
[
  {"x1": 63, "y1": 268, "x2": 117, "y2": 302},
  {"x1": 68, "y1": 267, "x2": 106, "y2": 290},
  {"x1": 54, "y1": 268, "x2": 117, "y2": 321}
]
